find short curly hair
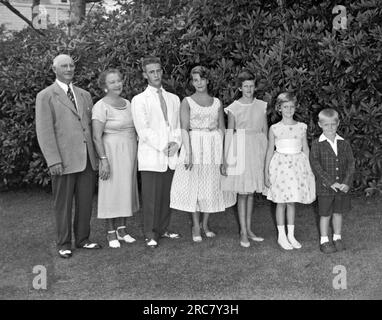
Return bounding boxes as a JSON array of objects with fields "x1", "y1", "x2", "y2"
[
  {"x1": 275, "y1": 92, "x2": 298, "y2": 112},
  {"x1": 97, "y1": 69, "x2": 122, "y2": 90}
]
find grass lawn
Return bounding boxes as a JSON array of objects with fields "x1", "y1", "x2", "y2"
[{"x1": 0, "y1": 189, "x2": 381, "y2": 300}]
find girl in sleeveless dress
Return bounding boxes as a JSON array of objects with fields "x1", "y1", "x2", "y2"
[
  {"x1": 264, "y1": 92, "x2": 315, "y2": 250},
  {"x1": 221, "y1": 70, "x2": 267, "y2": 248},
  {"x1": 170, "y1": 66, "x2": 236, "y2": 242}
]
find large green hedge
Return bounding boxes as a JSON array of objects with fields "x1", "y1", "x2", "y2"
[{"x1": 0, "y1": 0, "x2": 381, "y2": 190}]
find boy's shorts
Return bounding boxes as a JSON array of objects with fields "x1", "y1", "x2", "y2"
[{"x1": 318, "y1": 194, "x2": 351, "y2": 217}]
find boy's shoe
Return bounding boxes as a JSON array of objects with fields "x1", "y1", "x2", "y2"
[
  {"x1": 58, "y1": 249, "x2": 72, "y2": 259},
  {"x1": 333, "y1": 239, "x2": 346, "y2": 252},
  {"x1": 161, "y1": 231, "x2": 181, "y2": 239},
  {"x1": 320, "y1": 241, "x2": 337, "y2": 254},
  {"x1": 145, "y1": 238, "x2": 158, "y2": 249}
]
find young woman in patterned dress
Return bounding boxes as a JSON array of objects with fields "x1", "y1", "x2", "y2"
[{"x1": 170, "y1": 66, "x2": 235, "y2": 242}]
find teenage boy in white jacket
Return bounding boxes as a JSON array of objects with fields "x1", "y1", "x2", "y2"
[{"x1": 131, "y1": 56, "x2": 182, "y2": 248}]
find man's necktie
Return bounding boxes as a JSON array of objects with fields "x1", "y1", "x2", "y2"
[
  {"x1": 157, "y1": 89, "x2": 168, "y2": 125},
  {"x1": 67, "y1": 86, "x2": 78, "y2": 111}
]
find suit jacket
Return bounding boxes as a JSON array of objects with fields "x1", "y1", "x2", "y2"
[
  {"x1": 35, "y1": 82, "x2": 97, "y2": 174},
  {"x1": 131, "y1": 86, "x2": 182, "y2": 171},
  {"x1": 309, "y1": 138, "x2": 355, "y2": 196}
]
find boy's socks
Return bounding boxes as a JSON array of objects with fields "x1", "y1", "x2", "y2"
[
  {"x1": 320, "y1": 236, "x2": 329, "y2": 244},
  {"x1": 287, "y1": 225, "x2": 302, "y2": 249},
  {"x1": 333, "y1": 234, "x2": 341, "y2": 241}
]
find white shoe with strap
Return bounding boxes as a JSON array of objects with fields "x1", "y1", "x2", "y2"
[{"x1": 116, "y1": 226, "x2": 136, "y2": 243}]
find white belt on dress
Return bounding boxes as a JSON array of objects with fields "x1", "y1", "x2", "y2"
[
  {"x1": 190, "y1": 127, "x2": 218, "y2": 132},
  {"x1": 275, "y1": 149, "x2": 302, "y2": 154}
]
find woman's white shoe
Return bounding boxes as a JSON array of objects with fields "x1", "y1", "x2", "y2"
[
  {"x1": 107, "y1": 231, "x2": 121, "y2": 248},
  {"x1": 116, "y1": 227, "x2": 136, "y2": 243},
  {"x1": 109, "y1": 239, "x2": 121, "y2": 248},
  {"x1": 117, "y1": 233, "x2": 136, "y2": 243}
]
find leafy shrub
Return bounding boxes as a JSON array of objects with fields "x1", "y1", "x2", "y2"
[{"x1": 0, "y1": 0, "x2": 381, "y2": 191}]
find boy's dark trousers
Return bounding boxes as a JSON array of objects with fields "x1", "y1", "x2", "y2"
[{"x1": 141, "y1": 168, "x2": 174, "y2": 241}]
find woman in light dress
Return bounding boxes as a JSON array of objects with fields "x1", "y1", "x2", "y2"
[
  {"x1": 92, "y1": 69, "x2": 139, "y2": 248},
  {"x1": 170, "y1": 66, "x2": 236, "y2": 242}
]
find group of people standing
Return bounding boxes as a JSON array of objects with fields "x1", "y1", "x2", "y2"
[{"x1": 35, "y1": 54, "x2": 355, "y2": 259}]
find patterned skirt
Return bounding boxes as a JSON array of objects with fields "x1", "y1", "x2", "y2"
[
  {"x1": 170, "y1": 130, "x2": 236, "y2": 212},
  {"x1": 267, "y1": 152, "x2": 316, "y2": 204}
]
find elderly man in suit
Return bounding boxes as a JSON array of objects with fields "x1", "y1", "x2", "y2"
[
  {"x1": 131, "y1": 56, "x2": 182, "y2": 248},
  {"x1": 36, "y1": 54, "x2": 101, "y2": 258}
]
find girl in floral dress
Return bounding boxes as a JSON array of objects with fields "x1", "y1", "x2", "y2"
[{"x1": 264, "y1": 92, "x2": 315, "y2": 250}]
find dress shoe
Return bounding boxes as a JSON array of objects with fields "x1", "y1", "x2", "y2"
[
  {"x1": 192, "y1": 228, "x2": 202, "y2": 242},
  {"x1": 200, "y1": 223, "x2": 216, "y2": 238},
  {"x1": 107, "y1": 231, "x2": 121, "y2": 248},
  {"x1": 161, "y1": 231, "x2": 181, "y2": 239},
  {"x1": 240, "y1": 233, "x2": 250, "y2": 248},
  {"x1": 248, "y1": 235, "x2": 264, "y2": 242},
  {"x1": 240, "y1": 241, "x2": 250, "y2": 248},
  {"x1": 145, "y1": 238, "x2": 158, "y2": 248},
  {"x1": 320, "y1": 241, "x2": 337, "y2": 254},
  {"x1": 58, "y1": 249, "x2": 72, "y2": 259},
  {"x1": 201, "y1": 228, "x2": 216, "y2": 238},
  {"x1": 79, "y1": 242, "x2": 102, "y2": 249},
  {"x1": 116, "y1": 228, "x2": 136, "y2": 243}
]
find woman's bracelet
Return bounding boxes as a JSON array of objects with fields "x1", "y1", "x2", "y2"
[{"x1": 99, "y1": 156, "x2": 108, "y2": 160}]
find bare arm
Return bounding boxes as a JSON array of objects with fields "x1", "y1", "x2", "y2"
[
  {"x1": 262, "y1": 103, "x2": 268, "y2": 135},
  {"x1": 180, "y1": 98, "x2": 192, "y2": 169},
  {"x1": 92, "y1": 119, "x2": 110, "y2": 180},
  {"x1": 217, "y1": 100, "x2": 227, "y2": 175},
  {"x1": 218, "y1": 100, "x2": 226, "y2": 160},
  {"x1": 262, "y1": 112, "x2": 268, "y2": 135},
  {"x1": 224, "y1": 110, "x2": 235, "y2": 167},
  {"x1": 302, "y1": 130, "x2": 310, "y2": 157},
  {"x1": 264, "y1": 126, "x2": 275, "y2": 187}
]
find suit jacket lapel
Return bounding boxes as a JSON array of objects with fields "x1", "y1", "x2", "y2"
[
  {"x1": 163, "y1": 90, "x2": 173, "y2": 128},
  {"x1": 53, "y1": 82, "x2": 79, "y2": 116},
  {"x1": 144, "y1": 88, "x2": 167, "y2": 127},
  {"x1": 72, "y1": 86, "x2": 84, "y2": 118},
  {"x1": 323, "y1": 140, "x2": 336, "y2": 156}
]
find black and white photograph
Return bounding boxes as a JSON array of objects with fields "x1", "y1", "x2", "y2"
[{"x1": 0, "y1": 0, "x2": 381, "y2": 308}]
